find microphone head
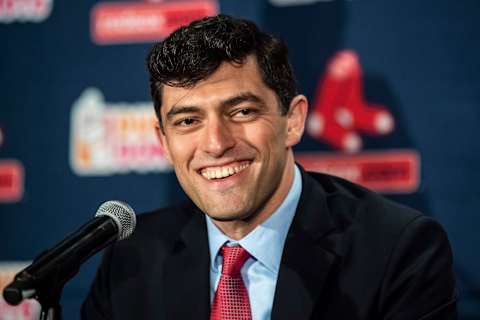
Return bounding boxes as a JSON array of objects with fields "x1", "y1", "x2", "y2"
[{"x1": 95, "y1": 201, "x2": 136, "y2": 240}]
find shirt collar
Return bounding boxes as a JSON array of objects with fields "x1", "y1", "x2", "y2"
[{"x1": 206, "y1": 165, "x2": 302, "y2": 274}]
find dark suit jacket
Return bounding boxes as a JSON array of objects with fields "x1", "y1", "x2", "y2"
[{"x1": 82, "y1": 169, "x2": 457, "y2": 319}]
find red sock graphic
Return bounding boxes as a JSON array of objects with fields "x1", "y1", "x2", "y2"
[{"x1": 307, "y1": 50, "x2": 394, "y2": 152}]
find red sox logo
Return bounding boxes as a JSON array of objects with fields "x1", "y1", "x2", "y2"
[
  {"x1": 307, "y1": 50, "x2": 395, "y2": 153},
  {"x1": 296, "y1": 50, "x2": 419, "y2": 193}
]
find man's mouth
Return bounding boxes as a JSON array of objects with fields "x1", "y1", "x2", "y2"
[{"x1": 200, "y1": 161, "x2": 251, "y2": 180}]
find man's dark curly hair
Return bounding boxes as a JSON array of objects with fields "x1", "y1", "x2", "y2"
[{"x1": 147, "y1": 14, "x2": 298, "y2": 125}]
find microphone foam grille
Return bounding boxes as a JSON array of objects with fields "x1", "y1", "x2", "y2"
[{"x1": 95, "y1": 201, "x2": 136, "y2": 240}]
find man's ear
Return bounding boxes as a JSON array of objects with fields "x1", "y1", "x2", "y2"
[
  {"x1": 285, "y1": 94, "x2": 308, "y2": 148},
  {"x1": 155, "y1": 122, "x2": 172, "y2": 164}
]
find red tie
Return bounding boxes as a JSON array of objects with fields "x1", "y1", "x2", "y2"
[{"x1": 210, "y1": 245, "x2": 252, "y2": 320}]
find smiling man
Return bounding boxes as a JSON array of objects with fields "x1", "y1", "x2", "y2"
[
  {"x1": 156, "y1": 55, "x2": 306, "y2": 240},
  {"x1": 82, "y1": 15, "x2": 457, "y2": 320}
]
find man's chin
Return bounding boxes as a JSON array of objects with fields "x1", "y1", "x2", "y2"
[{"x1": 204, "y1": 209, "x2": 253, "y2": 223}]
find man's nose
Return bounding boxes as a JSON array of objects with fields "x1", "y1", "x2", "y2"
[{"x1": 201, "y1": 117, "x2": 235, "y2": 157}]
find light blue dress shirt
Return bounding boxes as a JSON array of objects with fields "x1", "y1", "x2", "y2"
[{"x1": 206, "y1": 165, "x2": 302, "y2": 320}]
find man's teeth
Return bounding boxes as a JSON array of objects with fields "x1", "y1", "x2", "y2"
[{"x1": 201, "y1": 163, "x2": 250, "y2": 180}]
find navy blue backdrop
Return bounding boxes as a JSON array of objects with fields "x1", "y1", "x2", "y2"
[{"x1": 1, "y1": 1, "x2": 479, "y2": 319}]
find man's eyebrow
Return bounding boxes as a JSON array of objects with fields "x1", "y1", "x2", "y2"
[
  {"x1": 221, "y1": 92, "x2": 265, "y2": 109},
  {"x1": 165, "y1": 92, "x2": 265, "y2": 121},
  {"x1": 165, "y1": 105, "x2": 201, "y2": 122}
]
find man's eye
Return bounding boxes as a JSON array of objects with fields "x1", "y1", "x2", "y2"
[
  {"x1": 175, "y1": 118, "x2": 197, "y2": 126},
  {"x1": 232, "y1": 108, "x2": 257, "y2": 119}
]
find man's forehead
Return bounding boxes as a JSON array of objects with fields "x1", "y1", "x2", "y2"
[{"x1": 161, "y1": 56, "x2": 266, "y2": 112}]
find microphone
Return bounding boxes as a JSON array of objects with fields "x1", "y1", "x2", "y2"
[{"x1": 2, "y1": 200, "x2": 136, "y2": 306}]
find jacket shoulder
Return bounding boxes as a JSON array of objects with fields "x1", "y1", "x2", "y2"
[
  {"x1": 307, "y1": 171, "x2": 423, "y2": 228},
  {"x1": 303, "y1": 172, "x2": 456, "y2": 319}
]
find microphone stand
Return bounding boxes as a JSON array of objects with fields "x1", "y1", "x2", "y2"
[
  {"x1": 36, "y1": 278, "x2": 64, "y2": 320},
  {"x1": 2, "y1": 278, "x2": 63, "y2": 320},
  {"x1": 3, "y1": 262, "x2": 67, "y2": 320},
  {"x1": 40, "y1": 305, "x2": 62, "y2": 320}
]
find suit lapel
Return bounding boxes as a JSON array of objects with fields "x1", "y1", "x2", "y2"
[
  {"x1": 162, "y1": 207, "x2": 211, "y2": 320},
  {"x1": 272, "y1": 169, "x2": 343, "y2": 320}
]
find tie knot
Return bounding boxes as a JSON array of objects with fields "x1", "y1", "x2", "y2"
[{"x1": 220, "y1": 245, "x2": 250, "y2": 275}]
